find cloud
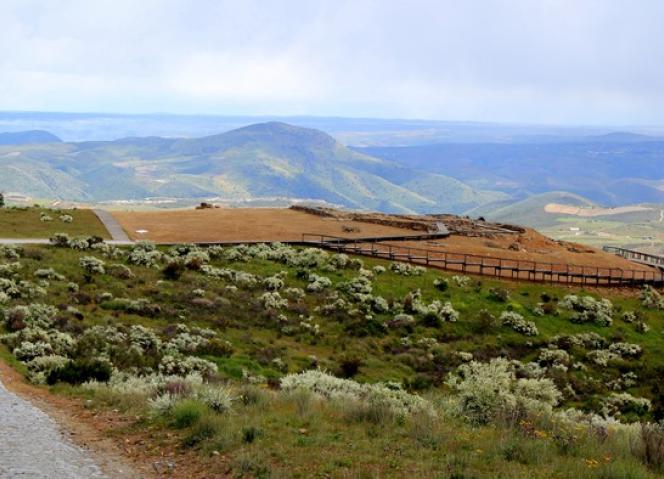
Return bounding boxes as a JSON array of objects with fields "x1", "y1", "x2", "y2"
[{"x1": 0, "y1": 0, "x2": 662, "y2": 124}]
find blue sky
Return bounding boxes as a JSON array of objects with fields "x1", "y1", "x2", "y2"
[{"x1": 1, "y1": 0, "x2": 663, "y2": 125}]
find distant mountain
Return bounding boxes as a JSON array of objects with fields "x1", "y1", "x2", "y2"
[
  {"x1": 358, "y1": 139, "x2": 664, "y2": 205},
  {"x1": 468, "y1": 192, "x2": 598, "y2": 228},
  {"x1": 3, "y1": 111, "x2": 651, "y2": 145},
  {"x1": 0, "y1": 122, "x2": 506, "y2": 213},
  {"x1": 0, "y1": 130, "x2": 61, "y2": 145}
]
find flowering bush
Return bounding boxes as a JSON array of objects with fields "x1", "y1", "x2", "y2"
[
  {"x1": 80, "y1": 256, "x2": 106, "y2": 275},
  {"x1": 559, "y1": 294, "x2": 613, "y2": 326},
  {"x1": 451, "y1": 275, "x2": 472, "y2": 288},
  {"x1": 0, "y1": 244, "x2": 22, "y2": 260},
  {"x1": 602, "y1": 393, "x2": 651, "y2": 418},
  {"x1": 500, "y1": 311, "x2": 539, "y2": 336},
  {"x1": 259, "y1": 291, "x2": 288, "y2": 310},
  {"x1": 159, "y1": 354, "x2": 218, "y2": 377},
  {"x1": 390, "y1": 262, "x2": 426, "y2": 276},
  {"x1": 306, "y1": 274, "x2": 332, "y2": 293},
  {"x1": 1, "y1": 303, "x2": 58, "y2": 330},
  {"x1": 641, "y1": 286, "x2": 664, "y2": 310},
  {"x1": 33, "y1": 268, "x2": 65, "y2": 281},
  {"x1": 608, "y1": 342, "x2": 642, "y2": 358},
  {"x1": 197, "y1": 384, "x2": 234, "y2": 412},
  {"x1": 538, "y1": 348, "x2": 570, "y2": 367},
  {"x1": 446, "y1": 358, "x2": 561, "y2": 424},
  {"x1": 413, "y1": 300, "x2": 459, "y2": 325},
  {"x1": 262, "y1": 272, "x2": 287, "y2": 291},
  {"x1": 281, "y1": 369, "x2": 433, "y2": 418},
  {"x1": 127, "y1": 242, "x2": 163, "y2": 268}
]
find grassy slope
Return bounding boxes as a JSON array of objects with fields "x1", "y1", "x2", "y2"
[
  {"x1": 0, "y1": 207, "x2": 110, "y2": 239},
  {"x1": 1, "y1": 243, "x2": 664, "y2": 476}
]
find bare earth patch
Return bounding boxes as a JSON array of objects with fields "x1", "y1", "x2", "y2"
[
  {"x1": 544, "y1": 203, "x2": 653, "y2": 217},
  {"x1": 112, "y1": 207, "x2": 416, "y2": 243}
]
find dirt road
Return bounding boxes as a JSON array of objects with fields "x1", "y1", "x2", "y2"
[{"x1": 0, "y1": 376, "x2": 107, "y2": 478}]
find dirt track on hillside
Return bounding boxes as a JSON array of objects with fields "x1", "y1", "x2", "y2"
[{"x1": 112, "y1": 208, "x2": 417, "y2": 243}]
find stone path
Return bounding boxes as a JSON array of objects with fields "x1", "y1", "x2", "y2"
[
  {"x1": 93, "y1": 209, "x2": 131, "y2": 242},
  {"x1": 0, "y1": 378, "x2": 107, "y2": 478}
]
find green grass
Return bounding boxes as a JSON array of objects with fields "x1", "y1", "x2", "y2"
[
  {"x1": 3, "y1": 243, "x2": 664, "y2": 477},
  {"x1": 104, "y1": 388, "x2": 661, "y2": 478},
  {"x1": 0, "y1": 207, "x2": 110, "y2": 239}
]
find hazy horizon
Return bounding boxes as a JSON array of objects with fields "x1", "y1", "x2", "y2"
[{"x1": 3, "y1": 0, "x2": 664, "y2": 126}]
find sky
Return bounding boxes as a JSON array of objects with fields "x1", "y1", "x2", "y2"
[{"x1": 1, "y1": 0, "x2": 663, "y2": 125}]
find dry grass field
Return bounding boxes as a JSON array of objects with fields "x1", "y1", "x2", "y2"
[
  {"x1": 111, "y1": 207, "x2": 655, "y2": 274},
  {"x1": 112, "y1": 207, "x2": 416, "y2": 243}
]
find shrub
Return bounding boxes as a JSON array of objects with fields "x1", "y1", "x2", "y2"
[
  {"x1": 182, "y1": 414, "x2": 221, "y2": 448},
  {"x1": 390, "y1": 262, "x2": 426, "y2": 276},
  {"x1": 306, "y1": 274, "x2": 332, "y2": 293},
  {"x1": 163, "y1": 260, "x2": 185, "y2": 280},
  {"x1": 258, "y1": 292, "x2": 288, "y2": 310},
  {"x1": 197, "y1": 385, "x2": 234, "y2": 413},
  {"x1": 446, "y1": 358, "x2": 561, "y2": 425},
  {"x1": 338, "y1": 356, "x2": 363, "y2": 378},
  {"x1": 560, "y1": 294, "x2": 613, "y2": 326},
  {"x1": 281, "y1": 370, "x2": 433, "y2": 418},
  {"x1": 434, "y1": 278, "x2": 449, "y2": 291},
  {"x1": 489, "y1": 287, "x2": 510, "y2": 302},
  {"x1": 500, "y1": 311, "x2": 539, "y2": 336},
  {"x1": 473, "y1": 309, "x2": 498, "y2": 334},
  {"x1": 641, "y1": 423, "x2": 664, "y2": 471},
  {"x1": 242, "y1": 426, "x2": 262, "y2": 444},
  {"x1": 641, "y1": 286, "x2": 664, "y2": 310},
  {"x1": 47, "y1": 359, "x2": 111, "y2": 385},
  {"x1": 172, "y1": 400, "x2": 207, "y2": 429},
  {"x1": 79, "y1": 256, "x2": 106, "y2": 275},
  {"x1": 602, "y1": 393, "x2": 651, "y2": 418}
]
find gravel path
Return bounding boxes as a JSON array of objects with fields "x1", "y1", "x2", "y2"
[{"x1": 0, "y1": 378, "x2": 107, "y2": 478}]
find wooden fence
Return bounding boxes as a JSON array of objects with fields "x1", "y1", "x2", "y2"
[
  {"x1": 603, "y1": 246, "x2": 664, "y2": 270},
  {"x1": 302, "y1": 234, "x2": 664, "y2": 287}
]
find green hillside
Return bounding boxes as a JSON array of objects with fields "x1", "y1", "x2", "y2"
[
  {"x1": 475, "y1": 192, "x2": 664, "y2": 253},
  {"x1": 2, "y1": 240, "x2": 664, "y2": 477},
  {"x1": 0, "y1": 123, "x2": 507, "y2": 214}
]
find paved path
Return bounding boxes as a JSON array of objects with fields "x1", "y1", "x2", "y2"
[
  {"x1": 93, "y1": 209, "x2": 131, "y2": 242},
  {"x1": 0, "y1": 378, "x2": 107, "y2": 478},
  {"x1": 0, "y1": 239, "x2": 133, "y2": 245}
]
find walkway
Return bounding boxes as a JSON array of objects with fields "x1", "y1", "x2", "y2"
[
  {"x1": 0, "y1": 378, "x2": 107, "y2": 478},
  {"x1": 93, "y1": 209, "x2": 131, "y2": 242}
]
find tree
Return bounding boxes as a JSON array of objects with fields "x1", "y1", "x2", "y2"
[{"x1": 0, "y1": 192, "x2": 4, "y2": 208}]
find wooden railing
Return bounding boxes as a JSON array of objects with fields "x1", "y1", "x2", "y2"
[
  {"x1": 302, "y1": 234, "x2": 664, "y2": 287},
  {"x1": 603, "y1": 246, "x2": 664, "y2": 270}
]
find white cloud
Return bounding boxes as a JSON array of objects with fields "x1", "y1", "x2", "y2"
[{"x1": 0, "y1": 0, "x2": 662, "y2": 124}]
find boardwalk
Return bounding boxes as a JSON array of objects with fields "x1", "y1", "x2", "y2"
[
  {"x1": 603, "y1": 246, "x2": 664, "y2": 270},
  {"x1": 303, "y1": 234, "x2": 664, "y2": 287}
]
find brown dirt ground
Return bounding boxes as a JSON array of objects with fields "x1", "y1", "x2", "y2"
[
  {"x1": 112, "y1": 208, "x2": 418, "y2": 243},
  {"x1": 113, "y1": 208, "x2": 654, "y2": 272},
  {"x1": 0, "y1": 361, "x2": 233, "y2": 478},
  {"x1": 400, "y1": 228, "x2": 654, "y2": 271}
]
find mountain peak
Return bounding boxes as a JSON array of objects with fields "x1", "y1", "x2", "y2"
[
  {"x1": 0, "y1": 130, "x2": 62, "y2": 145},
  {"x1": 228, "y1": 121, "x2": 337, "y2": 146}
]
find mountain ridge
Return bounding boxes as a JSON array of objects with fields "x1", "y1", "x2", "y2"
[{"x1": 0, "y1": 123, "x2": 506, "y2": 213}]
